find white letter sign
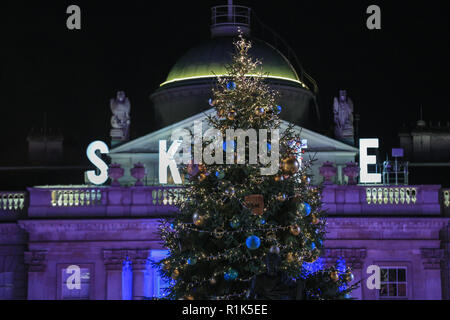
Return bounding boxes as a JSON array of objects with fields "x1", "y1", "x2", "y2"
[
  {"x1": 86, "y1": 141, "x2": 109, "y2": 185},
  {"x1": 359, "y1": 138, "x2": 381, "y2": 183}
]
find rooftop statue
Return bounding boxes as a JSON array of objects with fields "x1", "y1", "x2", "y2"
[
  {"x1": 333, "y1": 90, "x2": 354, "y2": 141},
  {"x1": 110, "y1": 91, "x2": 130, "y2": 142}
]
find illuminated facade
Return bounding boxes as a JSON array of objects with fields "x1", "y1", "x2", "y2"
[{"x1": 0, "y1": 3, "x2": 449, "y2": 300}]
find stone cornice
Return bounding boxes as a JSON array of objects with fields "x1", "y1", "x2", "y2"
[
  {"x1": 323, "y1": 248, "x2": 367, "y2": 269},
  {"x1": 24, "y1": 250, "x2": 48, "y2": 272},
  {"x1": 0, "y1": 223, "x2": 23, "y2": 235},
  {"x1": 18, "y1": 219, "x2": 160, "y2": 233},
  {"x1": 420, "y1": 248, "x2": 445, "y2": 269},
  {"x1": 0, "y1": 223, "x2": 27, "y2": 243},
  {"x1": 102, "y1": 249, "x2": 152, "y2": 270},
  {"x1": 326, "y1": 218, "x2": 449, "y2": 231}
]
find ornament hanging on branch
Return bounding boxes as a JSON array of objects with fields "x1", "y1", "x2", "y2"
[
  {"x1": 244, "y1": 194, "x2": 264, "y2": 215},
  {"x1": 311, "y1": 214, "x2": 320, "y2": 225},
  {"x1": 229, "y1": 218, "x2": 240, "y2": 229},
  {"x1": 281, "y1": 156, "x2": 299, "y2": 175},
  {"x1": 227, "y1": 110, "x2": 237, "y2": 120},
  {"x1": 269, "y1": 245, "x2": 280, "y2": 255},
  {"x1": 172, "y1": 269, "x2": 180, "y2": 279},
  {"x1": 345, "y1": 270, "x2": 354, "y2": 282},
  {"x1": 330, "y1": 271, "x2": 339, "y2": 282},
  {"x1": 275, "y1": 105, "x2": 282, "y2": 114},
  {"x1": 255, "y1": 107, "x2": 265, "y2": 116},
  {"x1": 192, "y1": 212, "x2": 204, "y2": 226},
  {"x1": 246, "y1": 235, "x2": 261, "y2": 250},
  {"x1": 290, "y1": 225, "x2": 301, "y2": 236},
  {"x1": 286, "y1": 252, "x2": 295, "y2": 263},
  {"x1": 224, "y1": 268, "x2": 238, "y2": 281},
  {"x1": 227, "y1": 81, "x2": 236, "y2": 90}
]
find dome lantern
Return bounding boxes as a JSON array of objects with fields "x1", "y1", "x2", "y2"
[{"x1": 211, "y1": 1, "x2": 251, "y2": 38}]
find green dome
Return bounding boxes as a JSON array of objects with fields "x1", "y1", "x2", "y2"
[{"x1": 161, "y1": 36, "x2": 306, "y2": 88}]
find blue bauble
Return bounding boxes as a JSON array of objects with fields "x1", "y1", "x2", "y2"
[
  {"x1": 215, "y1": 171, "x2": 225, "y2": 179},
  {"x1": 187, "y1": 258, "x2": 197, "y2": 265},
  {"x1": 344, "y1": 293, "x2": 351, "y2": 299},
  {"x1": 310, "y1": 242, "x2": 316, "y2": 250},
  {"x1": 275, "y1": 105, "x2": 282, "y2": 114},
  {"x1": 170, "y1": 223, "x2": 175, "y2": 230},
  {"x1": 267, "y1": 143, "x2": 271, "y2": 151},
  {"x1": 246, "y1": 235, "x2": 261, "y2": 250},
  {"x1": 227, "y1": 81, "x2": 236, "y2": 90},
  {"x1": 304, "y1": 202, "x2": 312, "y2": 216},
  {"x1": 230, "y1": 219, "x2": 240, "y2": 229},
  {"x1": 224, "y1": 268, "x2": 238, "y2": 281},
  {"x1": 318, "y1": 239, "x2": 323, "y2": 246},
  {"x1": 208, "y1": 98, "x2": 214, "y2": 106},
  {"x1": 258, "y1": 218, "x2": 266, "y2": 225}
]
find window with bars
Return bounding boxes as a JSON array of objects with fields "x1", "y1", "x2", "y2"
[{"x1": 379, "y1": 267, "x2": 407, "y2": 298}]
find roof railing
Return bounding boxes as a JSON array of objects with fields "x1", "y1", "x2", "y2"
[{"x1": 211, "y1": 5, "x2": 251, "y2": 27}]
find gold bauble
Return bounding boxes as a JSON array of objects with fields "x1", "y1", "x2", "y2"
[
  {"x1": 311, "y1": 214, "x2": 320, "y2": 225},
  {"x1": 163, "y1": 261, "x2": 171, "y2": 270},
  {"x1": 345, "y1": 271, "x2": 354, "y2": 282},
  {"x1": 281, "y1": 156, "x2": 299, "y2": 175},
  {"x1": 276, "y1": 193, "x2": 287, "y2": 202},
  {"x1": 227, "y1": 110, "x2": 237, "y2": 120},
  {"x1": 274, "y1": 175, "x2": 284, "y2": 182},
  {"x1": 290, "y1": 225, "x2": 301, "y2": 236},
  {"x1": 198, "y1": 164, "x2": 207, "y2": 173},
  {"x1": 193, "y1": 214, "x2": 204, "y2": 226},
  {"x1": 185, "y1": 295, "x2": 194, "y2": 300},
  {"x1": 255, "y1": 107, "x2": 265, "y2": 116},
  {"x1": 209, "y1": 277, "x2": 217, "y2": 285},
  {"x1": 171, "y1": 269, "x2": 180, "y2": 279},
  {"x1": 286, "y1": 252, "x2": 295, "y2": 263},
  {"x1": 330, "y1": 271, "x2": 339, "y2": 282},
  {"x1": 198, "y1": 173, "x2": 207, "y2": 182}
]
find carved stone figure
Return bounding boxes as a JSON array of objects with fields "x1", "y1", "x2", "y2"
[
  {"x1": 333, "y1": 90, "x2": 354, "y2": 143},
  {"x1": 110, "y1": 91, "x2": 131, "y2": 142}
]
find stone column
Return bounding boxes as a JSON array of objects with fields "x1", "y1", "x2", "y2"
[
  {"x1": 420, "y1": 248, "x2": 444, "y2": 300},
  {"x1": 24, "y1": 250, "x2": 48, "y2": 300},
  {"x1": 102, "y1": 249, "x2": 126, "y2": 300},
  {"x1": 128, "y1": 249, "x2": 151, "y2": 300}
]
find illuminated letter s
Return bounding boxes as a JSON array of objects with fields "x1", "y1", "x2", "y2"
[{"x1": 86, "y1": 141, "x2": 109, "y2": 185}]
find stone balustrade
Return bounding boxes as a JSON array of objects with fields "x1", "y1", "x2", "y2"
[
  {"x1": 0, "y1": 184, "x2": 445, "y2": 219},
  {"x1": 0, "y1": 192, "x2": 26, "y2": 211},
  {"x1": 322, "y1": 184, "x2": 442, "y2": 215},
  {"x1": 27, "y1": 186, "x2": 183, "y2": 217},
  {"x1": 0, "y1": 191, "x2": 27, "y2": 221}
]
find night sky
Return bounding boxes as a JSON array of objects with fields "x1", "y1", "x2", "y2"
[{"x1": 1, "y1": 0, "x2": 449, "y2": 168}]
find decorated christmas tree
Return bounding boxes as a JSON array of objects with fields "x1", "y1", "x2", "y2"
[{"x1": 157, "y1": 34, "x2": 358, "y2": 300}]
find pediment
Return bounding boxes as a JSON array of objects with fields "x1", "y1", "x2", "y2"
[{"x1": 110, "y1": 108, "x2": 358, "y2": 155}]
